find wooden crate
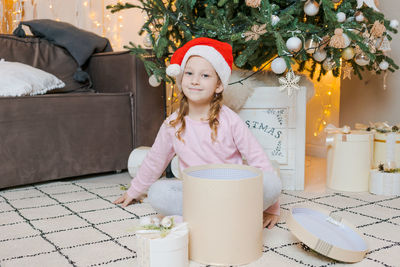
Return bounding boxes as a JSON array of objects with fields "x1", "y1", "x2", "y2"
[{"x1": 238, "y1": 86, "x2": 307, "y2": 190}]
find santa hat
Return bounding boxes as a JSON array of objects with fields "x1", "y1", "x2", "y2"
[{"x1": 166, "y1": 37, "x2": 233, "y2": 89}]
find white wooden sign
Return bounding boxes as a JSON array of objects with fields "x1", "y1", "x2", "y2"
[
  {"x1": 240, "y1": 108, "x2": 288, "y2": 164},
  {"x1": 238, "y1": 86, "x2": 307, "y2": 190}
]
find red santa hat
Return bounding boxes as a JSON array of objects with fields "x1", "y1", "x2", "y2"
[{"x1": 166, "y1": 37, "x2": 233, "y2": 89}]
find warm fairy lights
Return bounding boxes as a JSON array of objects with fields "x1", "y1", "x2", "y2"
[{"x1": 0, "y1": 0, "x2": 124, "y2": 50}]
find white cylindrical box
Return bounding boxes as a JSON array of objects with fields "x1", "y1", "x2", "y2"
[
  {"x1": 182, "y1": 164, "x2": 263, "y2": 266},
  {"x1": 373, "y1": 132, "x2": 400, "y2": 168},
  {"x1": 136, "y1": 223, "x2": 189, "y2": 267},
  {"x1": 369, "y1": 169, "x2": 400, "y2": 196},
  {"x1": 326, "y1": 131, "x2": 373, "y2": 192}
]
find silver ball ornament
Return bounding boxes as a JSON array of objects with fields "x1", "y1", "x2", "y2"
[
  {"x1": 149, "y1": 74, "x2": 162, "y2": 87},
  {"x1": 304, "y1": 0, "x2": 320, "y2": 16},
  {"x1": 304, "y1": 39, "x2": 319, "y2": 54},
  {"x1": 322, "y1": 58, "x2": 336, "y2": 71},
  {"x1": 143, "y1": 34, "x2": 152, "y2": 48},
  {"x1": 286, "y1": 36, "x2": 302, "y2": 52},
  {"x1": 354, "y1": 53, "x2": 370, "y2": 66},
  {"x1": 336, "y1": 12, "x2": 346, "y2": 23},
  {"x1": 271, "y1": 57, "x2": 287, "y2": 74},
  {"x1": 312, "y1": 49, "x2": 327, "y2": 62}
]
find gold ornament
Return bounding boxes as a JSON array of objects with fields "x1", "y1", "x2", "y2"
[
  {"x1": 243, "y1": 24, "x2": 267, "y2": 41},
  {"x1": 342, "y1": 47, "x2": 355, "y2": 60},
  {"x1": 329, "y1": 28, "x2": 346, "y2": 48},
  {"x1": 245, "y1": 0, "x2": 261, "y2": 8},
  {"x1": 342, "y1": 62, "x2": 353, "y2": 80},
  {"x1": 304, "y1": 39, "x2": 319, "y2": 54},
  {"x1": 370, "y1": 21, "x2": 386, "y2": 38}
]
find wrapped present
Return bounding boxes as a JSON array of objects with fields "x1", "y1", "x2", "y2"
[
  {"x1": 370, "y1": 169, "x2": 400, "y2": 196},
  {"x1": 373, "y1": 132, "x2": 400, "y2": 168},
  {"x1": 355, "y1": 122, "x2": 400, "y2": 168},
  {"x1": 325, "y1": 125, "x2": 373, "y2": 192},
  {"x1": 136, "y1": 219, "x2": 189, "y2": 267},
  {"x1": 182, "y1": 164, "x2": 263, "y2": 265}
]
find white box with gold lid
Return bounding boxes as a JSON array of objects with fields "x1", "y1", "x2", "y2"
[{"x1": 326, "y1": 130, "x2": 373, "y2": 192}]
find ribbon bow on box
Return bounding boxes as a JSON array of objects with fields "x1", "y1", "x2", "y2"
[{"x1": 324, "y1": 124, "x2": 352, "y2": 146}]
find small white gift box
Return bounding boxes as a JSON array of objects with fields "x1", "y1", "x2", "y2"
[
  {"x1": 136, "y1": 223, "x2": 189, "y2": 267},
  {"x1": 373, "y1": 132, "x2": 400, "y2": 168},
  {"x1": 369, "y1": 169, "x2": 400, "y2": 196},
  {"x1": 287, "y1": 206, "x2": 368, "y2": 263},
  {"x1": 326, "y1": 130, "x2": 373, "y2": 192}
]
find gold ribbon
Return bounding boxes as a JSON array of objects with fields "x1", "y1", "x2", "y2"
[{"x1": 375, "y1": 139, "x2": 400, "y2": 144}]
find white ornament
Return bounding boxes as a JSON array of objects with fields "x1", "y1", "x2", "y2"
[
  {"x1": 161, "y1": 217, "x2": 173, "y2": 228},
  {"x1": 356, "y1": 0, "x2": 379, "y2": 12},
  {"x1": 379, "y1": 61, "x2": 389, "y2": 70},
  {"x1": 271, "y1": 15, "x2": 280, "y2": 26},
  {"x1": 286, "y1": 36, "x2": 302, "y2": 52},
  {"x1": 390, "y1": 19, "x2": 399, "y2": 28},
  {"x1": 355, "y1": 12, "x2": 365, "y2": 22},
  {"x1": 377, "y1": 36, "x2": 391, "y2": 52},
  {"x1": 149, "y1": 74, "x2": 162, "y2": 87},
  {"x1": 322, "y1": 58, "x2": 336, "y2": 71},
  {"x1": 313, "y1": 49, "x2": 327, "y2": 62},
  {"x1": 304, "y1": 0, "x2": 320, "y2": 16},
  {"x1": 337, "y1": 12, "x2": 346, "y2": 23},
  {"x1": 278, "y1": 70, "x2": 301, "y2": 96},
  {"x1": 271, "y1": 57, "x2": 287, "y2": 74},
  {"x1": 143, "y1": 33, "x2": 152, "y2": 48}
]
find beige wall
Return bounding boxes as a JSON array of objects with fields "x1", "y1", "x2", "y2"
[{"x1": 340, "y1": 0, "x2": 400, "y2": 127}]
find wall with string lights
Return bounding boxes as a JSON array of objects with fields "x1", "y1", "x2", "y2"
[{"x1": 0, "y1": 0, "x2": 145, "y2": 50}]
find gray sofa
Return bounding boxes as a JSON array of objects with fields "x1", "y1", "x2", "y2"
[{"x1": 0, "y1": 34, "x2": 165, "y2": 189}]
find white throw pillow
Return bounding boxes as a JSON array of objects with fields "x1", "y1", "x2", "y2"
[{"x1": 0, "y1": 59, "x2": 65, "y2": 97}]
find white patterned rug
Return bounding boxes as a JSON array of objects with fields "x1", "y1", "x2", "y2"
[{"x1": 0, "y1": 181, "x2": 399, "y2": 267}]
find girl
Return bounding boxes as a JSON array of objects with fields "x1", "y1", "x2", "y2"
[{"x1": 114, "y1": 37, "x2": 282, "y2": 229}]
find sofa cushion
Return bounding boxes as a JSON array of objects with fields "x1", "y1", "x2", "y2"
[
  {"x1": 0, "y1": 34, "x2": 89, "y2": 93},
  {"x1": 0, "y1": 59, "x2": 65, "y2": 97}
]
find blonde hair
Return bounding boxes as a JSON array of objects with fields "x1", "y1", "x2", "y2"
[{"x1": 169, "y1": 91, "x2": 223, "y2": 143}]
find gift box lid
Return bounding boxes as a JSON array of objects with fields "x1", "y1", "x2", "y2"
[
  {"x1": 287, "y1": 206, "x2": 368, "y2": 263},
  {"x1": 329, "y1": 131, "x2": 372, "y2": 142}
]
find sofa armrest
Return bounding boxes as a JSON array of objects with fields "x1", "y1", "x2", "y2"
[{"x1": 88, "y1": 51, "x2": 166, "y2": 147}]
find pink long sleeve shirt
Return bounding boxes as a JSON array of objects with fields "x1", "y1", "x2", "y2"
[{"x1": 127, "y1": 105, "x2": 280, "y2": 215}]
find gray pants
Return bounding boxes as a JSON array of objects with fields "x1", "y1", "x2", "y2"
[{"x1": 147, "y1": 171, "x2": 282, "y2": 216}]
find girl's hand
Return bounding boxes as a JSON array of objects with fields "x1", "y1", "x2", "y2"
[
  {"x1": 113, "y1": 192, "x2": 135, "y2": 207},
  {"x1": 263, "y1": 212, "x2": 279, "y2": 229}
]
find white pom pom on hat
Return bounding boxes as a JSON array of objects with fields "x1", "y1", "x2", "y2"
[
  {"x1": 166, "y1": 37, "x2": 233, "y2": 90},
  {"x1": 166, "y1": 64, "x2": 181, "y2": 77}
]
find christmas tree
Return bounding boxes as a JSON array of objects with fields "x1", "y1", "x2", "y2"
[{"x1": 107, "y1": 0, "x2": 398, "y2": 84}]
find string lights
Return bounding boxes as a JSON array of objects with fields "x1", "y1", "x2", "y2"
[{"x1": 0, "y1": 0, "x2": 124, "y2": 50}]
